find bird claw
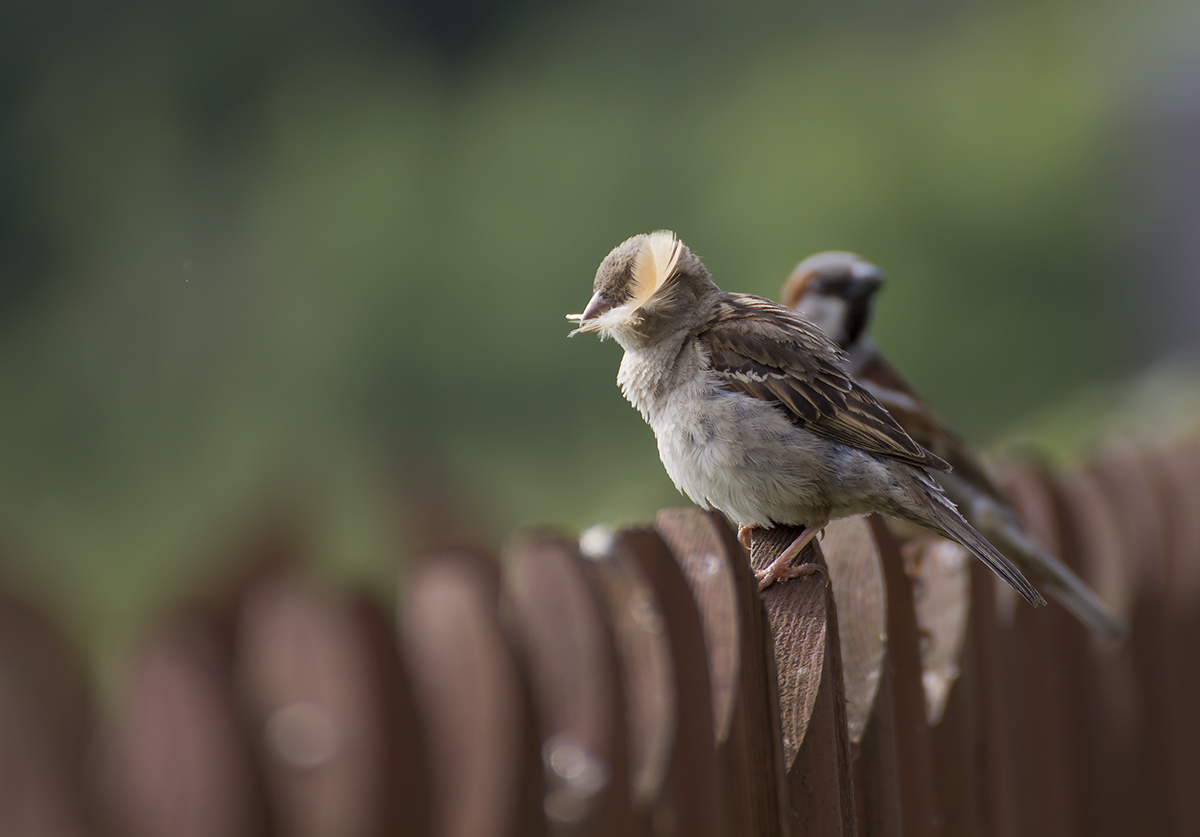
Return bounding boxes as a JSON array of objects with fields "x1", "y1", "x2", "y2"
[
  {"x1": 737, "y1": 524, "x2": 756, "y2": 551},
  {"x1": 756, "y1": 562, "x2": 827, "y2": 592}
]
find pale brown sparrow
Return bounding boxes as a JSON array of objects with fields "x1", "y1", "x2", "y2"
[
  {"x1": 568, "y1": 231, "x2": 1043, "y2": 606},
  {"x1": 784, "y1": 251, "x2": 1125, "y2": 638}
]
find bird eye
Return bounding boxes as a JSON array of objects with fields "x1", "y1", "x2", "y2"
[{"x1": 811, "y1": 275, "x2": 840, "y2": 295}]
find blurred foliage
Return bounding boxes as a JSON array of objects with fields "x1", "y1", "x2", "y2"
[{"x1": 2, "y1": 0, "x2": 1199, "y2": 663}]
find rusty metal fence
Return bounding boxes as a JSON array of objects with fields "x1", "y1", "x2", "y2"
[{"x1": 2, "y1": 433, "x2": 1199, "y2": 836}]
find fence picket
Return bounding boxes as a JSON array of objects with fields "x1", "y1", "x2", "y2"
[
  {"x1": 508, "y1": 534, "x2": 634, "y2": 835},
  {"x1": 867, "y1": 516, "x2": 940, "y2": 837},
  {"x1": 1057, "y1": 468, "x2": 1145, "y2": 837},
  {"x1": 1090, "y1": 450, "x2": 1184, "y2": 835},
  {"x1": 751, "y1": 526, "x2": 857, "y2": 836},
  {"x1": 9, "y1": 431, "x2": 1200, "y2": 836},
  {"x1": 655, "y1": 508, "x2": 790, "y2": 837},
  {"x1": 1148, "y1": 441, "x2": 1200, "y2": 834},
  {"x1": 235, "y1": 573, "x2": 429, "y2": 837},
  {"x1": 98, "y1": 611, "x2": 270, "y2": 837},
  {"x1": 822, "y1": 517, "x2": 901, "y2": 837},
  {"x1": 615, "y1": 528, "x2": 726, "y2": 837},
  {"x1": 399, "y1": 548, "x2": 544, "y2": 837},
  {"x1": 999, "y1": 464, "x2": 1091, "y2": 837},
  {"x1": 0, "y1": 589, "x2": 95, "y2": 837}
]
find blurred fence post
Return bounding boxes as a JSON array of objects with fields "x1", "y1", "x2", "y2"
[
  {"x1": 656, "y1": 508, "x2": 790, "y2": 837},
  {"x1": 508, "y1": 533, "x2": 634, "y2": 835},
  {"x1": 0, "y1": 589, "x2": 94, "y2": 837},
  {"x1": 399, "y1": 548, "x2": 544, "y2": 837},
  {"x1": 235, "y1": 572, "x2": 430, "y2": 837},
  {"x1": 1058, "y1": 467, "x2": 1143, "y2": 837},
  {"x1": 1148, "y1": 439, "x2": 1200, "y2": 831},
  {"x1": 96, "y1": 609, "x2": 271, "y2": 837},
  {"x1": 998, "y1": 463, "x2": 1091, "y2": 837},
  {"x1": 1090, "y1": 449, "x2": 1180, "y2": 835},
  {"x1": 609, "y1": 528, "x2": 726, "y2": 837}
]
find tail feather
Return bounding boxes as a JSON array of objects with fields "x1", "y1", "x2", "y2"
[
  {"x1": 918, "y1": 489, "x2": 1047, "y2": 608},
  {"x1": 978, "y1": 513, "x2": 1128, "y2": 640},
  {"x1": 918, "y1": 481, "x2": 1127, "y2": 639}
]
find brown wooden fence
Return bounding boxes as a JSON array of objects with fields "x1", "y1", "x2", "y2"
[{"x1": 2, "y1": 432, "x2": 1199, "y2": 836}]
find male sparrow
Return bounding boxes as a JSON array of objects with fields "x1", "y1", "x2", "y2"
[
  {"x1": 784, "y1": 251, "x2": 1125, "y2": 638},
  {"x1": 568, "y1": 231, "x2": 1043, "y2": 607}
]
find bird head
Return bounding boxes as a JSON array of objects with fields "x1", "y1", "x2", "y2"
[
  {"x1": 568, "y1": 230, "x2": 714, "y2": 346},
  {"x1": 781, "y1": 251, "x2": 885, "y2": 350}
]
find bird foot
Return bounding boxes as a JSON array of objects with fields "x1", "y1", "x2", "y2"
[
  {"x1": 757, "y1": 561, "x2": 827, "y2": 592},
  {"x1": 754, "y1": 520, "x2": 828, "y2": 591}
]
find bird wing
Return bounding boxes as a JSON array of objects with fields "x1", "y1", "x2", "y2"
[{"x1": 698, "y1": 294, "x2": 950, "y2": 472}]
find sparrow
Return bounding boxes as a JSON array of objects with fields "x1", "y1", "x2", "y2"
[
  {"x1": 568, "y1": 230, "x2": 1044, "y2": 607},
  {"x1": 784, "y1": 251, "x2": 1125, "y2": 638}
]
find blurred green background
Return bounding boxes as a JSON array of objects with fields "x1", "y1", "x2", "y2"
[{"x1": 3, "y1": 0, "x2": 1199, "y2": 665}]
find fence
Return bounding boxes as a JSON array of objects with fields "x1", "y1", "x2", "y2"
[{"x1": 2, "y1": 432, "x2": 1199, "y2": 836}]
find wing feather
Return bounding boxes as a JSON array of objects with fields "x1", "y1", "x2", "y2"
[{"x1": 699, "y1": 294, "x2": 950, "y2": 472}]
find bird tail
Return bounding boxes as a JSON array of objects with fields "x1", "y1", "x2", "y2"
[
  {"x1": 970, "y1": 504, "x2": 1127, "y2": 640},
  {"x1": 913, "y1": 481, "x2": 1047, "y2": 608}
]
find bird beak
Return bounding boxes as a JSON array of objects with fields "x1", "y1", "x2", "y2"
[
  {"x1": 580, "y1": 292, "x2": 616, "y2": 322},
  {"x1": 566, "y1": 292, "x2": 617, "y2": 333},
  {"x1": 849, "y1": 267, "x2": 885, "y2": 300}
]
